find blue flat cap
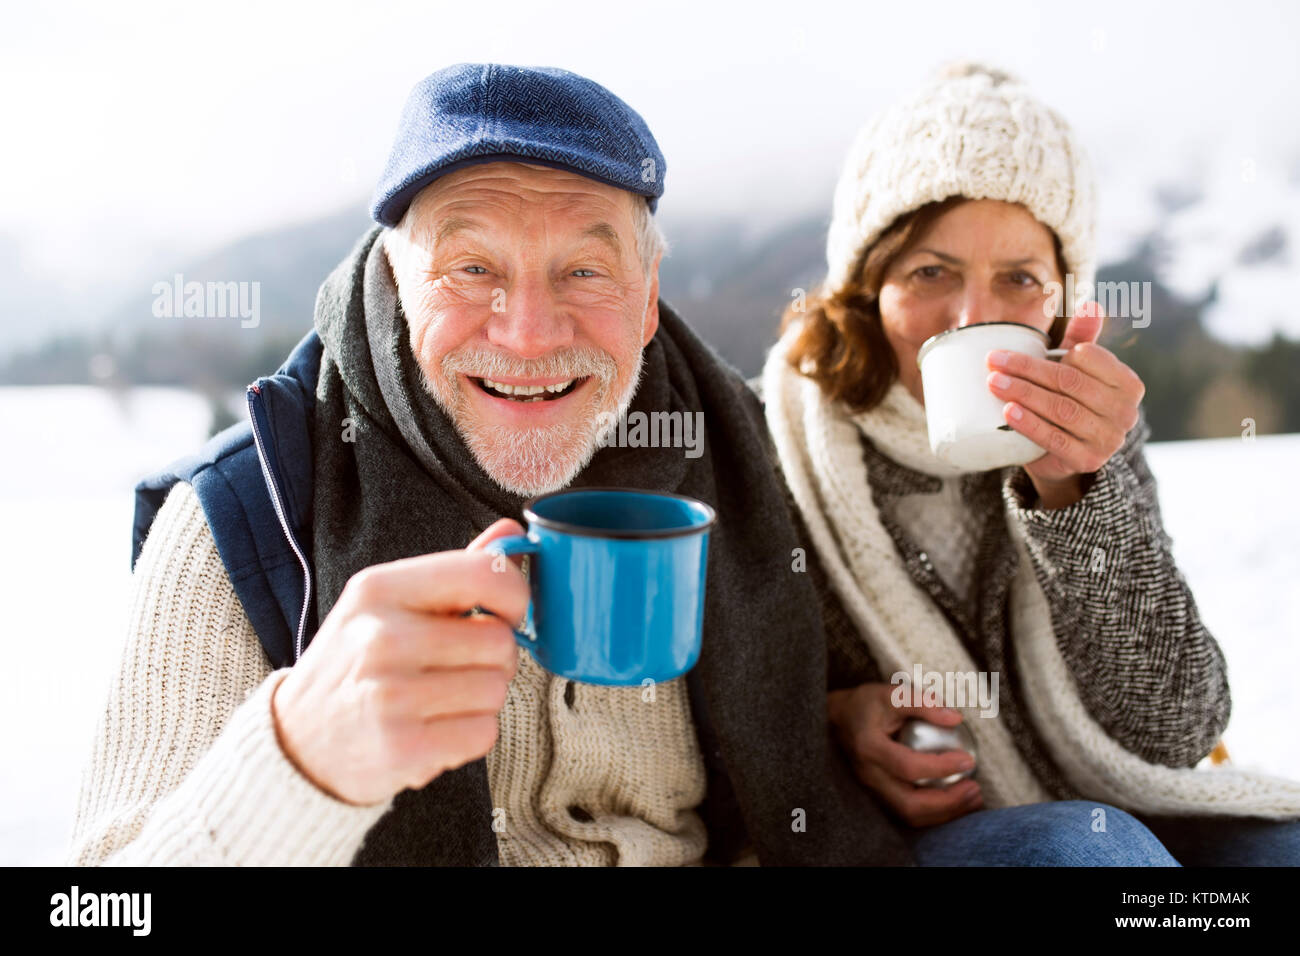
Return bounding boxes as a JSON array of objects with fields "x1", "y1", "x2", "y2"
[{"x1": 370, "y1": 63, "x2": 666, "y2": 227}]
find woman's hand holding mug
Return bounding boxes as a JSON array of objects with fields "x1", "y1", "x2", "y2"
[
  {"x1": 827, "y1": 682, "x2": 983, "y2": 828},
  {"x1": 987, "y1": 302, "x2": 1147, "y2": 510}
]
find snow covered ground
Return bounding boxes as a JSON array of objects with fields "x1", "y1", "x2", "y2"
[{"x1": 1, "y1": 386, "x2": 1297, "y2": 866}]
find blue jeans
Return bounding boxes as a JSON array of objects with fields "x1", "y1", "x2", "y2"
[{"x1": 902, "y1": 801, "x2": 1300, "y2": 866}]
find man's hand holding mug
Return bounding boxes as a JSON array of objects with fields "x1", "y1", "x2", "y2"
[{"x1": 270, "y1": 519, "x2": 528, "y2": 807}]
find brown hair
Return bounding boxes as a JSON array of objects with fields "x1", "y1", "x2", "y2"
[{"x1": 780, "y1": 197, "x2": 1070, "y2": 413}]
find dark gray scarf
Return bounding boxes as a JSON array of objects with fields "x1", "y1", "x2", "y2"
[{"x1": 309, "y1": 225, "x2": 912, "y2": 866}]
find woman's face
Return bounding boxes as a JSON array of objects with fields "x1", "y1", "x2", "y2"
[{"x1": 878, "y1": 199, "x2": 1063, "y2": 405}]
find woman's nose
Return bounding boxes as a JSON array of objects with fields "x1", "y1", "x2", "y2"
[{"x1": 954, "y1": 285, "x2": 1000, "y2": 330}]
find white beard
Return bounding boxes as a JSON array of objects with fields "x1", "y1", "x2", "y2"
[{"x1": 419, "y1": 342, "x2": 646, "y2": 499}]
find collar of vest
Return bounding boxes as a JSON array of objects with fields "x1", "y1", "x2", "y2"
[{"x1": 132, "y1": 328, "x2": 322, "y2": 669}]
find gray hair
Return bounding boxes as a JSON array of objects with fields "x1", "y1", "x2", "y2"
[{"x1": 630, "y1": 195, "x2": 668, "y2": 278}]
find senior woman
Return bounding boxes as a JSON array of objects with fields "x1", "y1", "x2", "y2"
[{"x1": 761, "y1": 61, "x2": 1300, "y2": 865}]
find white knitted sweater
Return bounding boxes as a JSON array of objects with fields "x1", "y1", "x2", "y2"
[{"x1": 66, "y1": 481, "x2": 747, "y2": 866}]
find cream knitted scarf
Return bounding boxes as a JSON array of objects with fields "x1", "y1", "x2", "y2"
[{"x1": 762, "y1": 329, "x2": 1300, "y2": 819}]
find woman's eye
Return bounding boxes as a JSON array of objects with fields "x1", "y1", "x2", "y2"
[
  {"x1": 572, "y1": 268, "x2": 597, "y2": 278},
  {"x1": 915, "y1": 265, "x2": 946, "y2": 280},
  {"x1": 464, "y1": 265, "x2": 488, "y2": 275},
  {"x1": 1008, "y1": 271, "x2": 1039, "y2": 287}
]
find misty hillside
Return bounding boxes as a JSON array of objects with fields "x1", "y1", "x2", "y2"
[{"x1": 4, "y1": 164, "x2": 1300, "y2": 442}]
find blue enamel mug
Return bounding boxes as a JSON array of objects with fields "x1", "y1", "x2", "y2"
[{"x1": 483, "y1": 487, "x2": 716, "y2": 686}]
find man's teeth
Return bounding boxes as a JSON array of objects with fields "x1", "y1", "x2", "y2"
[{"x1": 480, "y1": 378, "x2": 576, "y2": 400}]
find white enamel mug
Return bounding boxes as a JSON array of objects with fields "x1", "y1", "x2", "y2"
[{"x1": 916, "y1": 322, "x2": 1067, "y2": 471}]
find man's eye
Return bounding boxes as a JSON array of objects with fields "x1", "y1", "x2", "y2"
[
  {"x1": 1008, "y1": 270, "x2": 1040, "y2": 287},
  {"x1": 572, "y1": 269, "x2": 597, "y2": 278},
  {"x1": 464, "y1": 265, "x2": 488, "y2": 275}
]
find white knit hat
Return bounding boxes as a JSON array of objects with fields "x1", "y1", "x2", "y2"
[{"x1": 823, "y1": 61, "x2": 1097, "y2": 312}]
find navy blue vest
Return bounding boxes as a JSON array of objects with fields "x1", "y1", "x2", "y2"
[{"x1": 132, "y1": 329, "x2": 322, "y2": 669}]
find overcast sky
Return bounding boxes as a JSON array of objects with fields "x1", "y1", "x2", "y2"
[{"x1": 3, "y1": 0, "x2": 1298, "y2": 305}]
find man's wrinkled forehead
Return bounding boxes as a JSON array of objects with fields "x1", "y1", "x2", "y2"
[
  {"x1": 433, "y1": 215, "x2": 625, "y2": 261},
  {"x1": 405, "y1": 161, "x2": 638, "y2": 248},
  {"x1": 418, "y1": 160, "x2": 633, "y2": 209}
]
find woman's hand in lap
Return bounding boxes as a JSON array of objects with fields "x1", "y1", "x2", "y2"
[{"x1": 828, "y1": 682, "x2": 983, "y2": 828}]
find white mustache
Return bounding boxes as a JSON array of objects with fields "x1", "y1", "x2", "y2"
[{"x1": 442, "y1": 346, "x2": 618, "y2": 385}]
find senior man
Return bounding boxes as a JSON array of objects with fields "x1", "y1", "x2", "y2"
[{"x1": 67, "y1": 64, "x2": 912, "y2": 866}]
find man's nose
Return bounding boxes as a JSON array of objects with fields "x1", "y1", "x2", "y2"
[{"x1": 485, "y1": 272, "x2": 573, "y2": 359}]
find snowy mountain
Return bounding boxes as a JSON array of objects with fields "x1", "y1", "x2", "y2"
[{"x1": 1096, "y1": 132, "x2": 1300, "y2": 347}]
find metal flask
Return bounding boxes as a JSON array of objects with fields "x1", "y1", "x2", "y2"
[{"x1": 896, "y1": 717, "x2": 978, "y2": 788}]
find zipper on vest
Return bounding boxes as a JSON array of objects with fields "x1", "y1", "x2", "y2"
[{"x1": 247, "y1": 383, "x2": 313, "y2": 663}]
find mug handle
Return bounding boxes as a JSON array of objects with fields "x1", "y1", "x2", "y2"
[{"x1": 478, "y1": 535, "x2": 539, "y2": 645}]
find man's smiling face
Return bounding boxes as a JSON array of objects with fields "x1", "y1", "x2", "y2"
[{"x1": 383, "y1": 161, "x2": 661, "y2": 497}]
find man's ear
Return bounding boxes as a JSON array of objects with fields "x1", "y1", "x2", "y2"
[{"x1": 641, "y1": 256, "x2": 662, "y2": 346}]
